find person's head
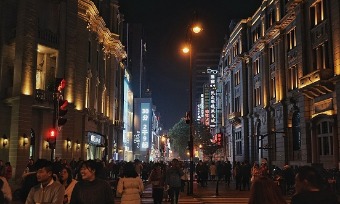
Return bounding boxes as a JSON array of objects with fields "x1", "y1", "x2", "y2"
[
  {"x1": 248, "y1": 176, "x2": 287, "y2": 204},
  {"x1": 295, "y1": 165, "x2": 323, "y2": 193},
  {"x1": 59, "y1": 166, "x2": 73, "y2": 185},
  {"x1": 153, "y1": 163, "x2": 162, "y2": 171},
  {"x1": 80, "y1": 160, "x2": 100, "y2": 181},
  {"x1": 35, "y1": 159, "x2": 54, "y2": 184},
  {"x1": 28, "y1": 159, "x2": 34, "y2": 165},
  {"x1": 171, "y1": 159, "x2": 180, "y2": 167},
  {"x1": 122, "y1": 162, "x2": 138, "y2": 178}
]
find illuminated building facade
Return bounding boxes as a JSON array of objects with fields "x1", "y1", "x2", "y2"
[
  {"x1": 218, "y1": 0, "x2": 340, "y2": 169},
  {"x1": 0, "y1": 0, "x2": 126, "y2": 178}
]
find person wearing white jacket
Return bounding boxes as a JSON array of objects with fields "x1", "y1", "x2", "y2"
[{"x1": 117, "y1": 162, "x2": 144, "y2": 204}]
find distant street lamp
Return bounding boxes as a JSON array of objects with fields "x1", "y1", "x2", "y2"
[{"x1": 182, "y1": 18, "x2": 202, "y2": 195}]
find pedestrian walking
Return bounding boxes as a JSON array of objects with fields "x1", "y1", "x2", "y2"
[
  {"x1": 165, "y1": 158, "x2": 184, "y2": 204},
  {"x1": 148, "y1": 163, "x2": 165, "y2": 204},
  {"x1": 117, "y1": 162, "x2": 144, "y2": 204},
  {"x1": 248, "y1": 176, "x2": 287, "y2": 204},
  {"x1": 225, "y1": 161, "x2": 232, "y2": 186}
]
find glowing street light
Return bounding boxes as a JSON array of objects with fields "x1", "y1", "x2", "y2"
[{"x1": 182, "y1": 19, "x2": 202, "y2": 195}]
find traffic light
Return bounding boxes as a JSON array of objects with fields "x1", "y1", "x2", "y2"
[
  {"x1": 55, "y1": 78, "x2": 66, "y2": 92},
  {"x1": 48, "y1": 128, "x2": 57, "y2": 149},
  {"x1": 58, "y1": 99, "x2": 68, "y2": 126},
  {"x1": 55, "y1": 78, "x2": 68, "y2": 127}
]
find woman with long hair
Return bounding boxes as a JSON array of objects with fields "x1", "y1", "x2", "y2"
[
  {"x1": 117, "y1": 162, "x2": 144, "y2": 204},
  {"x1": 248, "y1": 176, "x2": 287, "y2": 204},
  {"x1": 59, "y1": 166, "x2": 77, "y2": 204}
]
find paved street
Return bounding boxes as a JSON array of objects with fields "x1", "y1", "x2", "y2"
[{"x1": 115, "y1": 180, "x2": 291, "y2": 203}]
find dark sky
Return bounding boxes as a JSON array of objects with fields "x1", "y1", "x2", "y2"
[{"x1": 119, "y1": 0, "x2": 262, "y2": 130}]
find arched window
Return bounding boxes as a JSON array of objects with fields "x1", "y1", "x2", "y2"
[
  {"x1": 317, "y1": 121, "x2": 333, "y2": 156},
  {"x1": 292, "y1": 111, "x2": 301, "y2": 150}
]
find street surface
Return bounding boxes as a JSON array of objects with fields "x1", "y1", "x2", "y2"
[{"x1": 115, "y1": 180, "x2": 292, "y2": 204}]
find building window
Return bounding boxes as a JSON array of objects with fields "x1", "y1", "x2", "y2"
[
  {"x1": 313, "y1": 42, "x2": 329, "y2": 70},
  {"x1": 106, "y1": 95, "x2": 110, "y2": 117},
  {"x1": 317, "y1": 121, "x2": 333, "y2": 156},
  {"x1": 97, "y1": 50, "x2": 99, "y2": 73},
  {"x1": 235, "y1": 131, "x2": 242, "y2": 155},
  {"x1": 234, "y1": 71, "x2": 240, "y2": 86},
  {"x1": 101, "y1": 89, "x2": 106, "y2": 114},
  {"x1": 254, "y1": 86, "x2": 261, "y2": 106},
  {"x1": 287, "y1": 28, "x2": 296, "y2": 50},
  {"x1": 88, "y1": 41, "x2": 91, "y2": 63},
  {"x1": 267, "y1": 9, "x2": 276, "y2": 28},
  {"x1": 292, "y1": 111, "x2": 301, "y2": 150},
  {"x1": 269, "y1": 46, "x2": 275, "y2": 64},
  {"x1": 254, "y1": 58, "x2": 260, "y2": 75},
  {"x1": 310, "y1": 0, "x2": 325, "y2": 27},
  {"x1": 270, "y1": 76, "x2": 276, "y2": 99},
  {"x1": 234, "y1": 96, "x2": 240, "y2": 113},
  {"x1": 252, "y1": 25, "x2": 261, "y2": 43},
  {"x1": 288, "y1": 65, "x2": 298, "y2": 90},
  {"x1": 233, "y1": 41, "x2": 240, "y2": 57},
  {"x1": 85, "y1": 77, "x2": 91, "y2": 108},
  {"x1": 95, "y1": 78, "x2": 99, "y2": 111}
]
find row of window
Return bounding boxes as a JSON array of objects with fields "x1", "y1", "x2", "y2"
[{"x1": 229, "y1": 119, "x2": 333, "y2": 157}]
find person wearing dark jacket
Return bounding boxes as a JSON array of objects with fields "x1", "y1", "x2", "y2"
[
  {"x1": 165, "y1": 159, "x2": 184, "y2": 204},
  {"x1": 291, "y1": 165, "x2": 338, "y2": 204},
  {"x1": 70, "y1": 160, "x2": 114, "y2": 204}
]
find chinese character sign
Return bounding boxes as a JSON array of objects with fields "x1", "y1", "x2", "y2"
[
  {"x1": 140, "y1": 103, "x2": 150, "y2": 149},
  {"x1": 209, "y1": 70, "x2": 218, "y2": 128}
]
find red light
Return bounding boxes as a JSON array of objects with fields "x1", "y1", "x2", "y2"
[
  {"x1": 50, "y1": 129, "x2": 57, "y2": 137},
  {"x1": 57, "y1": 79, "x2": 66, "y2": 92}
]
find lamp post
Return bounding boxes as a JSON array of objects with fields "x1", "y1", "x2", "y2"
[{"x1": 182, "y1": 22, "x2": 202, "y2": 195}]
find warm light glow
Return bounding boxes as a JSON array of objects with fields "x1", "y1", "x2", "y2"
[
  {"x1": 312, "y1": 110, "x2": 334, "y2": 118},
  {"x1": 182, "y1": 46, "x2": 190, "y2": 54},
  {"x1": 199, "y1": 144, "x2": 202, "y2": 148},
  {"x1": 192, "y1": 25, "x2": 202, "y2": 34}
]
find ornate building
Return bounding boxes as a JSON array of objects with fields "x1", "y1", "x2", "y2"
[
  {"x1": 0, "y1": 0, "x2": 126, "y2": 178},
  {"x1": 218, "y1": 0, "x2": 340, "y2": 169}
]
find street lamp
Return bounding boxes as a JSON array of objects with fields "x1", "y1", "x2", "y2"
[{"x1": 182, "y1": 20, "x2": 202, "y2": 195}]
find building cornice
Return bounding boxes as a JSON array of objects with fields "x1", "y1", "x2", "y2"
[{"x1": 78, "y1": 0, "x2": 127, "y2": 61}]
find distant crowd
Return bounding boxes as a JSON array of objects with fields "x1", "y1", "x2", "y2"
[{"x1": 0, "y1": 157, "x2": 340, "y2": 204}]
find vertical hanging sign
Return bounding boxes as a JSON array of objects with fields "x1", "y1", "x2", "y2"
[
  {"x1": 208, "y1": 69, "x2": 218, "y2": 128},
  {"x1": 141, "y1": 103, "x2": 150, "y2": 150}
]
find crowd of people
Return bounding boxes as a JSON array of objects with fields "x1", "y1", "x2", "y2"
[{"x1": 0, "y1": 157, "x2": 340, "y2": 203}]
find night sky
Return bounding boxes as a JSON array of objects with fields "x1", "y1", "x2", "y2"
[{"x1": 119, "y1": 0, "x2": 262, "y2": 130}]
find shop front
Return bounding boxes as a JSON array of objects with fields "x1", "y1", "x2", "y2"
[{"x1": 86, "y1": 131, "x2": 106, "y2": 160}]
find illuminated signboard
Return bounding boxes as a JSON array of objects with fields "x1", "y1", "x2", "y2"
[
  {"x1": 208, "y1": 69, "x2": 218, "y2": 128},
  {"x1": 140, "y1": 103, "x2": 150, "y2": 149},
  {"x1": 133, "y1": 131, "x2": 141, "y2": 149},
  {"x1": 87, "y1": 132, "x2": 104, "y2": 146},
  {"x1": 203, "y1": 84, "x2": 210, "y2": 126},
  {"x1": 215, "y1": 133, "x2": 223, "y2": 146}
]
